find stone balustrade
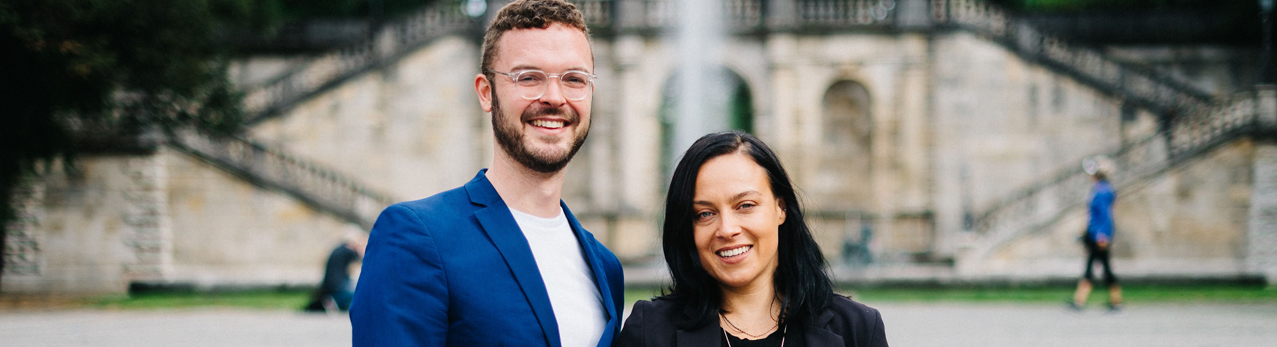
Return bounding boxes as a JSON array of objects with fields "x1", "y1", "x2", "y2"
[
  {"x1": 968, "y1": 88, "x2": 1277, "y2": 263},
  {"x1": 167, "y1": 128, "x2": 397, "y2": 229}
]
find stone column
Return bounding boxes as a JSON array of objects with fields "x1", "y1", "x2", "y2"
[
  {"x1": 2, "y1": 177, "x2": 45, "y2": 282},
  {"x1": 766, "y1": 0, "x2": 797, "y2": 31},
  {"x1": 614, "y1": 0, "x2": 647, "y2": 30},
  {"x1": 1258, "y1": 85, "x2": 1277, "y2": 127},
  {"x1": 765, "y1": 34, "x2": 799, "y2": 172},
  {"x1": 612, "y1": 34, "x2": 660, "y2": 260},
  {"x1": 895, "y1": 0, "x2": 935, "y2": 30},
  {"x1": 1250, "y1": 142, "x2": 1277, "y2": 285},
  {"x1": 121, "y1": 152, "x2": 173, "y2": 283}
]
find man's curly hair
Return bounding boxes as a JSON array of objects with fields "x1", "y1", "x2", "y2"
[{"x1": 481, "y1": 0, "x2": 590, "y2": 75}]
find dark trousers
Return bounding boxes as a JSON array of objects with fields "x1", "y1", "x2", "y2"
[{"x1": 1082, "y1": 238, "x2": 1118, "y2": 285}]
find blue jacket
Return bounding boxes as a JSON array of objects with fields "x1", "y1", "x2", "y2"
[
  {"x1": 351, "y1": 170, "x2": 624, "y2": 347},
  {"x1": 1086, "y1": 180, "x2": 1116, "y2": 243}
]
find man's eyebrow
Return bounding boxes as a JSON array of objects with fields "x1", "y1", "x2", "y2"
[{"x1": 508, "y1": 64, "x2": 591, "y2": 73}]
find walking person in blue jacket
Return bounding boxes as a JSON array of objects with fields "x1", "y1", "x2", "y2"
[{"x1": 1069, "y1": 156, "x2": 1123, "y2": 312}]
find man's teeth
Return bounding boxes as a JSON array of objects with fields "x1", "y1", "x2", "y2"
[
  {"x1": 531, "y1": 120, "x2": 565, "y2": 129},
  {"x1": 718, "y1": 246, "x2": 751, "y2": 258}
]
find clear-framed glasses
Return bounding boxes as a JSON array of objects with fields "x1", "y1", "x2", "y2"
[{"x1": 485, "y1": 69, "x2": 596, "y2": 101}]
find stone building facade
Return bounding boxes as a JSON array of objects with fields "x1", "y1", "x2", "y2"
[{"x1": 5, "y1": 0, "x2": 1276, "y2": 293}]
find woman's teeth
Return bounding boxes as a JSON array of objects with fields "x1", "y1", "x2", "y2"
[
  {"x1": 531, "y1": 120, "x2": 565, "y2": 129},
  {"x1": 718, "y1": 245, "x2": 751, "y2": 258}
]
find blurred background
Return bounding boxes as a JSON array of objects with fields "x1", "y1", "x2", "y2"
[{"x1": 2, "y1": 0, "x2": 1277, "y2": 346}]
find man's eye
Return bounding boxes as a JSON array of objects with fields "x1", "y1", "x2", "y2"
[
  {"x1": 518, "y1": 74, "x2": 545, "y2": 83},
  {"x1": 563, "y1": 76, "x2": 587, "y2": 85}
]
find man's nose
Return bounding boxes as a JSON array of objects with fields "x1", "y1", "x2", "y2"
[{"x1": 538, "y1": 78, "x2": 567, "y2": 106}]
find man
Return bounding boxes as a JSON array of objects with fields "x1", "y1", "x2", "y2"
[
  {"x1": 351, "y1": 1, "x2": 623, "y2": 346},
  {"x1": 1068, "y1": 155, "x2": 1122, "y2": 312},
  {"x1": 304, "y1": 231, "x2": 366, "y2": 312}
]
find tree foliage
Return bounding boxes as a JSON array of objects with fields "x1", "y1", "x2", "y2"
[{"x1": 0, "y1": 0, "x2": 259, "y2": 283}]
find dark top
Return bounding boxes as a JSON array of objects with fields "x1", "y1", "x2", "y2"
[
  {"x1": 723, "y1": 326, "x2": 789, "y2": 347},
  {"x1": 320, "y1": 244, "x2": 360, "y2": 295},
  {"x1": 616, "y1": 295, "x2": 887, "y2": 347}
]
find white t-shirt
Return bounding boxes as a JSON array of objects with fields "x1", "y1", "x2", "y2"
[{"x1": 509, "y1": 207, "x2": 606, "y2": 347}]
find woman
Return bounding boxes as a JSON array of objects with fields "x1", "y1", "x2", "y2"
[
  {"x1": 617, "y1": 131, "x2": 888, "y2": 347},
  {"x1": 1068, "y1": 156, "x2": 1121, "y2": 312}
]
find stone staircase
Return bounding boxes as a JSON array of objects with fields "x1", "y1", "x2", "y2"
[
  {"x1": 965, "y1": 88, "x2": 1277, "y2": 262},
  {"x1": 171, "y1": 2, "x2": 482, "y2": 228},
  {"x1": 167, "y1": 128, "x2": 396, "y2": 229},
  {"x1": 932, "y1": 0, "x2": 1212, "y2": 114},
  {"x1": 931, "y1": 0, "x2": 1277, "y2": 262},
  {"x1": 212, "y1": 0, "x2": 1265, "y2": 259},
  {"x1": 242, "y1": 0, "x2": 474, "y2": 123}
]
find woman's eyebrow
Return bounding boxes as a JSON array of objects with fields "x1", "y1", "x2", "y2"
[{"x1": 692, "y1": 190, "x2": 761, "y2": 207}]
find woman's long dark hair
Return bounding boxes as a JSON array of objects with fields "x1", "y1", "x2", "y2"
[{"x1": 660, "y1": 131, "x2": 833, "y2": 328}]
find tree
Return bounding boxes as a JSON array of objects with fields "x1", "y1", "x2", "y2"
[{"x1": 0, "y1": 0, "x2": 259, "y2": 289}]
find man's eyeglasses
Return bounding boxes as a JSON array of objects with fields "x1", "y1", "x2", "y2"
[{"x1": 485, "y1": 69, "x2": 596, "y2": 101}]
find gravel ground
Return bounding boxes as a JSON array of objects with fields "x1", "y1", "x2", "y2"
[{"x1": 1, "y1": 302, "x2": 1274, "y2": 346}]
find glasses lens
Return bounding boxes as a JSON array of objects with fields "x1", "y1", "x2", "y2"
[
  {"x1": 512, "y1": 71, "x2": 546, "y2": 99},
  {"x1": 561, "y1": 72, "x2": 592, "y2": 100},
  {"x1": 514, "y1": 71, "x2": 546, "y2": 87}
]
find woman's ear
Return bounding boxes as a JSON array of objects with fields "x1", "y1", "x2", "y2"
[{"x1": 776, "y1": 198, "x2": 787, "y2": 225}]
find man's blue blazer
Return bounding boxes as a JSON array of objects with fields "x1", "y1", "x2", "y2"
[{"x1": 351, "y1": 170, "x2": 624, "y2": 347}]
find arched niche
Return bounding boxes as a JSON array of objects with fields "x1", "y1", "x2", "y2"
[
  {"x1": 811, "y1": 80, "x2": 874, "y2": 212},
  {"x1": 657, "y1": 66, "x2": 755, "y2": 179}
]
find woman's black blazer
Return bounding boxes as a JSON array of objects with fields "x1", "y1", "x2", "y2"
[{"x1": 615, "y1": 295, "x2": 888, "y2": 347}]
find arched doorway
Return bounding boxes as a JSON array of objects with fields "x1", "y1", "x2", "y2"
[
  {"x1": 658, "y1": 67, "x2": 754, "y2": 179},
  {"x1": 812, "y1": 80, "x2": 873, "y2": 212}
]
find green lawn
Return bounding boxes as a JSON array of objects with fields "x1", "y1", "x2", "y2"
[{"x1": 90, "y1": 290, "x2": 313, "y2": 310}]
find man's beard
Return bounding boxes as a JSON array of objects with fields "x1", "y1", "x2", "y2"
[{"x1": 491, "y1": 92, "x2": 589, "y2": 174}]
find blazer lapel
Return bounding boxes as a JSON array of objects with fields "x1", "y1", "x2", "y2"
[
  {"x1": 562, "y1": 203, "x2": 618, "y2": 347},
  {"x1": 467, "y1": 171, "x2": 561, "y2": 347},
  {"x1": 803, "y1": 308, "x2": 845, "y2": 346}
]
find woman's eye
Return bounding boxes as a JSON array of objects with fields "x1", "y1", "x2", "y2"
[
  {"x1": 739, "y1": 202, "x2": 756, "y2": 210},
  {"x1": 695, "y1": 211, "x2": 714, "y2": 220}
]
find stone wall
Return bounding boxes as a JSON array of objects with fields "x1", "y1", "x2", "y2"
[
  {"x1": 8, "y1": 25, "x2": 1268, "y2": 293},
  {"x1": 1249, "y1": 142, "x2": 1277, "y2": 284},
  {"x1": 2, "y1": 149, "x2": 357, "y2": 294},
  {"x1": 930, "y1": 31, "x2": 1127, "y2": 258},
  {"x1": 234, "y1": 29, "x2": 1247, "y2": 271},
  {"x1": 980, "y1": 140, "x2": 1256, "y2": 279},
  {"x1": 164, "y1": 149, "x2": 360, "y2": 288}
]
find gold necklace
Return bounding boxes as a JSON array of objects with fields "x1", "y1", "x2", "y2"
[
  {"x1": 720, "y1": 312, "x2": 779, "y2": 339},
  {"x1": 723, "y1": 325, "x2": 786, "y2": 347}
]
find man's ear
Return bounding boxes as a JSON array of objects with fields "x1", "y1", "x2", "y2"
[{"x1": 475, "y1": 73, "x2": 493, "y2": 113}]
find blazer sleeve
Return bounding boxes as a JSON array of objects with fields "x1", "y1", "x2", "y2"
[
  {"x1": 614, "y1": 300, "x2": 649, "y2": 347},
  {"x1": 351, "y1": 204, "x2": 449, "y2": 346},
  {"x1": 864, "y1": 307, "x2": 888, "y2": 347}
]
